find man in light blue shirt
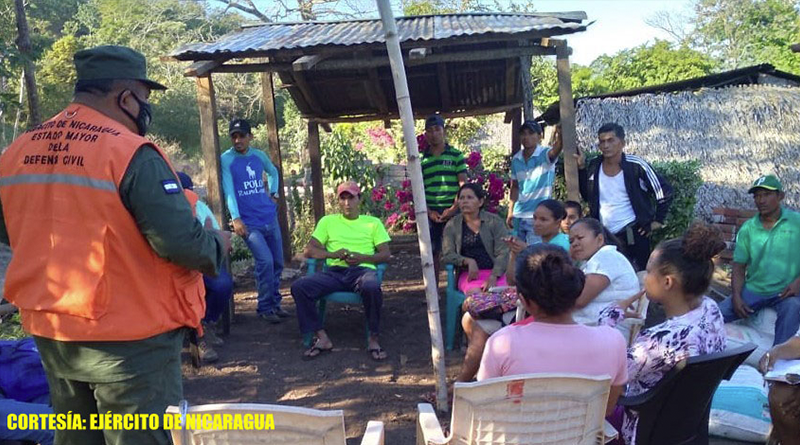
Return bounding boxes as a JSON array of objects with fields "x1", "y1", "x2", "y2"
[
  {"x1": 507, "y1": 121, "x2": 562, "y2": 244},
  {"x1": 221, "y1": 119, "x2": 287, "y2": 323}
]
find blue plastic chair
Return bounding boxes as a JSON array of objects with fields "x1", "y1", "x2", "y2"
[
  {"x1": 302, "y1": 258, "x2": 388, "y2": 348},
  {"x1": 445, "y1": 263, "x2": 466, "y2": 351}
]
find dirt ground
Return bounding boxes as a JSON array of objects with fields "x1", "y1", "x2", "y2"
[
  {"x1": 180, "y1": 238, "x2": 748, "y2": 445},
  {"x1": 181, "y1": 240, "x2": 462, "y2": 444}
]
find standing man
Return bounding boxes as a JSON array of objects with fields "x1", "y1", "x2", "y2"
[
  {"x1": 221, "y1": 119, "x2": 288, "y2": 323},
  {"x1": 507, "y1": 121, "x2": 563, "y2": 244},
  {"x1": 291, "y1": 181, "x2": 391, "y2": 361},
  {"x1": 421, "y1": 114, "x2": 467, "y2": 282},
  {"x1": 577, "y1": 122, "x2": 673, "y2": 270},
  {"x1": 718, "y1": 175, "x2": 800, "y2": 345},
  {"x1": 0, "y1": 45, "x2": 228, "y2": 445}
]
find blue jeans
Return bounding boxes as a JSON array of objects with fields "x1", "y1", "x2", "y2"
[
  {"x1": 0, "y1": 394, "x2": 54, "y2": 445},
  {"x1": 244, "y1": 218, "x2": 284, "y2": 315},
  {"x1": 202, "y1": 267, "x2": 233, "y2": 323},
  {"x1": 718, "y1": 286, "x2": 800, "y2": 345},
  {"x1": 513, "y1": 217, "x2": 541, "y2": 245}
]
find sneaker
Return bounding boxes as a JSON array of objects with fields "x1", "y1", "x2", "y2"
[
  {"x1": 202, "y1": 322, "x2": 224, "y2": 346},
  {"x1": 274, "y1": 307, "x2": 292, "y2": 318},
  {"x1": 258, "y1": 312, "x2": 281, "y2": 324},
  {"x1": 198, "y1": 339, "x2": 219, "y2": 363}
]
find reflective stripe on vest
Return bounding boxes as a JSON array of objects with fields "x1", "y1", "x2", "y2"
[
  {"x1": 0, "y1": 173, "x2": 116, "y2": 191},
  {"x1": 0, "y1": 104, "x2": 205, "y2": 341}
]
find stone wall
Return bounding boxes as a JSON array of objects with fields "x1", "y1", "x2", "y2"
[{"x1": 574, "y1": 85, "x2": 800, "y2": 219}]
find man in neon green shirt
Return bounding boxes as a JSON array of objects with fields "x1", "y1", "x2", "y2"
[
  {"x1": 291, "y1": 181, "x2": 391, "y2": 360},
  {"x1": 718, "y1": 175, "x2": 800, "y2": 345}
]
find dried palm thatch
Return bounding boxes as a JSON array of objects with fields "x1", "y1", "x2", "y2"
[{"x1": 575, "y1": 85, "x2": 800, "y2": 219}]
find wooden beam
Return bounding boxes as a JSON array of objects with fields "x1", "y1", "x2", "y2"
[
  {"x1": 195, "y1": 76, "x2": 227, "y2": 227},
  {"x1": 519, "y1": 40, "x2": 535, "y2": 121},
  {"x1": 213, "y1": 63, "x2": 292, "y2": 73},
  {"x1": 320, "y1": 123, "x2": 333, "y2": 133},
  {"x1": 505, "y1": 57, "x2": 517, "y2": 106},
  {"x1": 206, "y1": 46, "x2": 557, "y2": 75},
  {"x1": 364, "y1": 68, "x2": 390, "y2": 115},
  {"x1": 511, "y1": 108, "x2": 522, "y2": 156},
  {"x1": 261, "y1": 72, "x2": 292, "y2": 263},
  {"x1": 292, "y1": 54, "x2": 328, "y2": 71},
  {"x1": 293, "y1": 71, "x2": 324, "y2": 115},
  {"x1": 309, "y1": 103, "x2": 523, "y2": 123},
  {"x1": 409, "y1": 47, "x2": 429, "y2": 59},
  {"x1": 307, "y1": 121, "x2": 325, "y2": 222},
  {"x1": 436, "y1": 63, "x2": 451, "y2": 111},
  {"x1": 556, "y1": 44, "x2": 580, "y2": 201},
  {"x1": 184, "y1": 59, "x2": 225, "y2": 77}
]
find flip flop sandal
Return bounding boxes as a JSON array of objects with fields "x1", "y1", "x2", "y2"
[
  {"x1": 302, "y1": 339, "x2": 332, "y2": 361},
  {"x1": 368, "y1": 347, "x2": 388, "y2": 361}
]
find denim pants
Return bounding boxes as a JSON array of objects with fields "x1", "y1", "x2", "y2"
[
  {"x1": 290, "y1": 266, "x2": 382, "y2": 335},
  {"x1": 202, "y1": 267, "x2": 233, "y2": 323},
  {"x1": 244, "y1": 217, "x2": 284, "y2": 315},
  {"x1": 718, "y1": 286, "x2": 800, "y2": 345},
  {"x1": 513, "y1": 217, "x2": 541, "y2": 245}
]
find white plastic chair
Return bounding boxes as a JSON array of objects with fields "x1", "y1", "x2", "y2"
[
  {"x1": 627, "y1": 271, "x2": 650, "y2": 345},
  {"x1": 166, "y1": 401, "x2": 384, "y2": 445},
  {"x1": 416, "y1": 373, "x2": 618, "y2": 445}
]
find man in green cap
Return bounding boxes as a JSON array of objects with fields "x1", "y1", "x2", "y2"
[
  {"x1": 0, "y1": 45, "x2": 230, "y2": 445},
  {"x1": 718, "y1": 174, "x2": 800, "y2": 345}
]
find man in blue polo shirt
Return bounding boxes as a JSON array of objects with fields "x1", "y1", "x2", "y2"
[
  {"x1": 507, "y1": 121, "x2": 562, "y2": 243},
  {"x1": 718, "y1": 175, "x2": 800, "y2": 345},
  {"x1": 221, "y1": 118, "x2": 288, "y2": 323}
]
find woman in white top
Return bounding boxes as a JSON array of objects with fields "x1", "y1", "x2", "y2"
[{"x1": 569, "y1": 218, "x2": 640, "y2": 337}]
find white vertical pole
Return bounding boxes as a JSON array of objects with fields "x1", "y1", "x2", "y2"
[{"x1": 376, "y1": 0, "x2": 449, "y2": 412}]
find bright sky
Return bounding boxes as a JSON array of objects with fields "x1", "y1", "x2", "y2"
[
  {"x1": 530, "y1": 0, "x2": 694, "y2": 65},
  {"x1": 247, "y1": 0, "x2": 695, "y2": 66}
]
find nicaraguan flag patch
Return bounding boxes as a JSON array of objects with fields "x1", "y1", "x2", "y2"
[{"x1": 162, "y1": 180, "x2": 181, "y2": 194}]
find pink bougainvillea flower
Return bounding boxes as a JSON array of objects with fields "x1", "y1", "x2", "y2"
[
  {"x1": 402, "y1": 179, "x2": 411, "y2": 189},
  {"x1": 384, "y1": 201, "x2": 395, "y2": 211},
  {"x1": 403, "y1": 221, "x2": 416, "y2": 232},
  {"x1": 386, "y1": 212, "x2": 400, "y2": 227},
  {"x1": 416, "y1": 134, "x2": 428, "y2": 152},
  {"x1": 465, "y1": 151, "x2": 482, "y2": 169}
]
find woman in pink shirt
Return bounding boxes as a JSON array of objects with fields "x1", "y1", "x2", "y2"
[{"x1": 477, "y1": 243, "x2": 629, "y2": 415}]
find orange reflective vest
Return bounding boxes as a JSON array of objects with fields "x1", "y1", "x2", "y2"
[{"x1": 0, "y1": 104, "x2": 205, "y2": 341}]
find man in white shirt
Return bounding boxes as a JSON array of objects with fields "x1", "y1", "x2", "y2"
[{"x1": 576, "y1": 123, "x2": 673, "y2": 270}]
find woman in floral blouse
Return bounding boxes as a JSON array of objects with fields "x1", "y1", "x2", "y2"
[{"x1": 599, "y1": 222, "x2": 728, "y2": 444}]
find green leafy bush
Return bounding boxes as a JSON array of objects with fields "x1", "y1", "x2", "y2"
[{"x1": 553, "y1": 155, "x2": 703, "y2": 248}]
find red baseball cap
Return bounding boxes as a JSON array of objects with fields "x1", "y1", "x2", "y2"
[{"x1": 337, "y1": 181, "x2": 360, "y2": 197}]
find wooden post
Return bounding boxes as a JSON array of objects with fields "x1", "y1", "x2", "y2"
[
  {"x1": 307, "y1": 121, "x2": 325, "y2": 222},
  {"x1": 195, "y1": 76, "x2": 227, "y2": 226},
  {"x1": 519, "y1": 55, "x2": 534, "y2": 121},
  {"x1": 261, "y1": 72, "x2": 292, "y2": 262},
  {"x1": 377, "y1": 0, "x2": 448, "y2": 412},
  {"x1": 511, "y1": 108, "x2": 522, "y2": 156},
  {"x1": 556, "y1": 43, "x2": 580, "y2": 201}
]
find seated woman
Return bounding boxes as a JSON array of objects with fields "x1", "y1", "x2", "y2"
[
  {"x1": 441, "y1": 183, "x2": 509, "y2": 295},
  {"x1": 477, "y1": 243, "x2": 628, "y2": 416},
  {"x1": 599, "y1": 222, "x2": 727, "y2": 444},
  {"x1": 533, "y1": 199, "x2": 571, "y2": 251},
  {"x1": 760, "y1": 330, "x2": 800, "y2": 445},
  {"x1": 569, "y1": 218, "x2": 640, "y2": 338},
  {"x1": 454, "y1": 199, "x2": 573, "y2": 383}
]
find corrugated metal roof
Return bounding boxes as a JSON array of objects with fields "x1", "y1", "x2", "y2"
[{"x1": 170, "y1": 12, "x2": 589, "y2": 60}]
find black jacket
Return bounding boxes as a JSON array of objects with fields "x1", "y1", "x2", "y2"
[{"x1": 578, "y1": 153, "x2": 673, "y2": 233}]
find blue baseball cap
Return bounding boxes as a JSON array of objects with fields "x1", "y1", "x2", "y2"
[{"x1": 425, "y1": 114, "x2": 445, "y2": 129}]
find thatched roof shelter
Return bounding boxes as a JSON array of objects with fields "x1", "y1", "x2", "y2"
[{"x1": 536, "y1": 65, "x2": 800, "y2": 219}]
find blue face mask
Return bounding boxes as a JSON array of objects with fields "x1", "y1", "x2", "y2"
[{"x1": 118, "y1": 90, "x2": 152, "y2": 136}]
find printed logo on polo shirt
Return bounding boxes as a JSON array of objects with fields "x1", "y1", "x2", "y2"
[
  {"x1": 238, "y1": 163, "x2": 265, "y2": 197},
  {"x1": 162, "y1": 180, "x2": 181, "y2": 194}
]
